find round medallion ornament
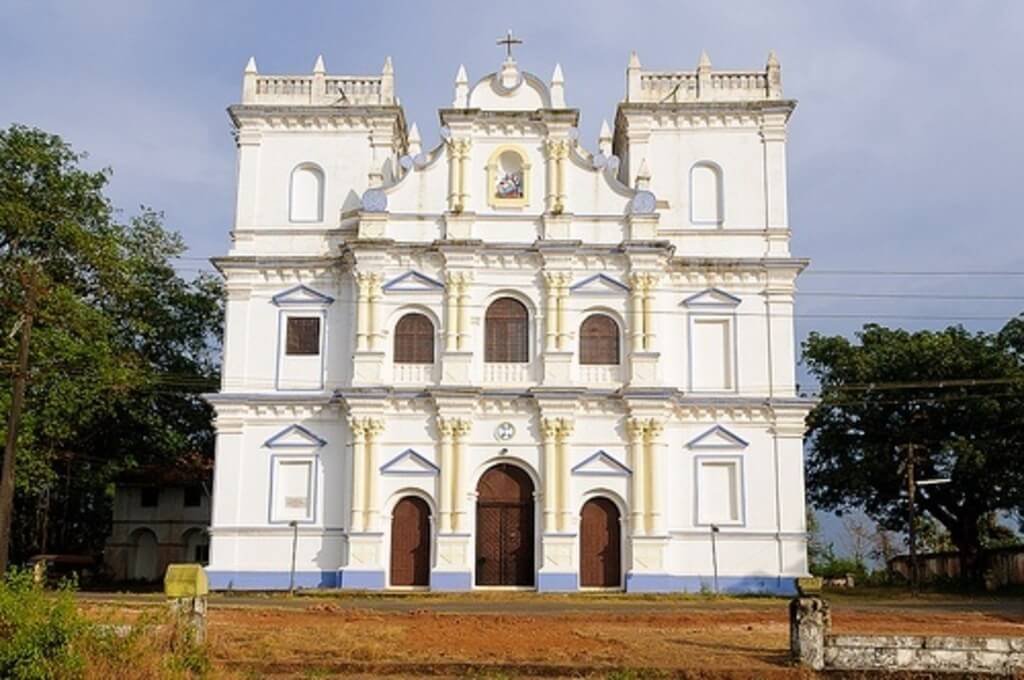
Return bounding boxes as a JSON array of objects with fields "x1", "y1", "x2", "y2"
[
  {"x1": 399, "y1": 155, "x2": 415, "y2": 171},
  {"x1": 361, "y1": 188, "x2": 387, "y2": 213},
  {"x1": 495, "y1": 422, "x2": 516, "y2": 442},
  {"x1": 592, "y1": 152, "x2": 608, "y2": 170},
  {"x1": 630, "y1": 190, "x2": 656, "y2": 215}
]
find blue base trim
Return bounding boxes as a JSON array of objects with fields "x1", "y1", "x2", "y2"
[
  {"x1": 206, "y1": 570, "x2": 339, "y2": 590},
  {"x1": 430, "y1": 571, "x2": 472, "y2": 591},
  {"x1": 538, "y1": 572, "x2": 578, "y2": 592},
  {"x1": 626, "y1": 573, "x2": 797, "y2": 595},
  {"x1": 340, "y1": 569, "x2": 386, "y2": 590}
]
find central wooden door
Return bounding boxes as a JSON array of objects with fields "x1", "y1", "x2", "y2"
[
  {"x1": 580, "y1": 497, "x2": 622, "y2": 588},
  {"x1": 390, "y1": 496, "x2": 431, "y2": 587},
  {"x1": 476, "y1": 464, "x2": 534, "y2": 586}
]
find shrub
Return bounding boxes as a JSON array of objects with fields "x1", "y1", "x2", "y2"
[{"x1": 0, "y1": 568, "x2": 84, "y2": 680}]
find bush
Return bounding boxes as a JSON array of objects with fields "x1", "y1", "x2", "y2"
[
  {"x1": 0, "y1": 568, "x2": 84, "y2": 679},
  {"x1": 0, "y1": 568, "x2": 209, "y2": 679}
]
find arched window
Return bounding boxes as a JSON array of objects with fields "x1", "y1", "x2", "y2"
[
  {"x1": 485, "y1": 297, "x2": 529, "y2": 363},
  {"x1": 289, "y1": 164, "x2": 324, "y2": 222},
  {"x1": 690, "y1": 162, "x2": 722, "y2": 225},
  {"x1": 579, "y1": 314, "x2": 620, "y2": 365},
  {"x1": 393, "y1": 313, "x2": 435, "y2": 364}
]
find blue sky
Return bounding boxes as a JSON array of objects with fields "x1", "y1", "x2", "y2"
[{"x1": 3, "y1": 1, "x2": 1023, "y2": 555}]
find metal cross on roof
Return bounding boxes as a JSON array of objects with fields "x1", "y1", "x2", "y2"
[{"x1": 497, "y1": 30, "x2": 522, "y2": 59}]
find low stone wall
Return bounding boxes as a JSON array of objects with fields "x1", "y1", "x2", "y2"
[
  {"x1": 790, "y1": 595, "x2": 1024, "y2": 675},
  {"x1": 826, "y1": 633, "x2": 1024, "y2": 674}
]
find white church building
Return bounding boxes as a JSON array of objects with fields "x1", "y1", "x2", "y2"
[{"x1": 206, "y1": 39, "x2": 812, "y2": 593}]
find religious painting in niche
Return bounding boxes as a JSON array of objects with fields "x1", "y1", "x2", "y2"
[
  {"x1": 487, "y1": 146, "x2": 530, "y2": 208},
  {"x1": 495, "y1": 151, "x2": 524, "y2": 199}
]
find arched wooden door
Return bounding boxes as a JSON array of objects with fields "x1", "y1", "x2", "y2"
[
  {"x1": 476, "y1": 464, "x2": 535, "y2": 586},
  {"x1": 390, "y1": 497, "x2": 431, "y2": 587},
  {"x1": 580, "y1": 498, "x2": 622, "y2": 588}
]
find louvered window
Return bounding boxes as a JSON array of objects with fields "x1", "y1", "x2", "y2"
[
  {"x1": 580, "y1": 314, "x2": 620, "y2": 365},
  {"x1": 285, "y1": 316, "x2": 321, "y2": 355},
  {"x1": 485, "y1": 297, "x2": 529, "y2": 363},
  {"x1": 394, "y1": 313, "x2": 435, "y2": 364}
]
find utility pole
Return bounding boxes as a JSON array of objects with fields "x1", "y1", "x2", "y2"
[
  {"x1": 710, "y1": 524, "x2": 720, "y2": 595},
  {"x1": 0, "y1": 280, "x2": 38, "y2": 575},
  {"x1": 905, "y1": 443, "x2": 918, "y2": 596}
]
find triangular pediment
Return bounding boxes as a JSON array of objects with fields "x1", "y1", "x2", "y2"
[
  {"x1": 686, "y1": 425, "x2": 748, "y2": 449},
  {"x1": 382, "y1": 270, "x2": 445, "y2": 293},
  {"x1": 264, "y1": 424, "x2": 326, "y2": 449},
  {"x1": 571, "y1": 450, "x2": 631, "y2": 477},
  {"x1": 570, "y1": 274, "x2": 630, "y2": 295},
  {"x1": 272, "y1": 284, "x2": 334, "y2": 307},
  {"x1": 681, "y1": 288, "x2": 741, "y2": 308},
  {"x1": 379, "y1": 449, "x2": 440, "y2": 476}
]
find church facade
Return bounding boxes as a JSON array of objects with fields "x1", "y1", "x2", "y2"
[{"x1": 206, "y1": 43, "x2": 812, "y2": 593}]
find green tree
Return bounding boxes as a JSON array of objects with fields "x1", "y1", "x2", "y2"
[
  {"x1": 0, "y1": 125, "x2": 222, "y2": 570},
  {"x1": 803, "y1": 322, "x2": 1024, "y2": 585}
]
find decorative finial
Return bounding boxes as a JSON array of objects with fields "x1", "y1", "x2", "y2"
[
  {"x1": 598, "y1": 119, "x2": 613, "y2": 155},
  {"x1": 767, "y1": 50, "x2": 779, "y2": 68},
  {"x1": 497, "y1": 29, "x2": 523, "y2": 59},
  {"x1": 636, "y1": 158, "x2": 651, "y2": 190},
  {"x1": 698, "y1": 50, "x2": 712, "y2": 69},
  {"x1": 313, "y1": 55, "x2": 325, "y2": 74},
  {"x1": 453, "y1": 64, "x2": 469, "y2": 108},
  {"x1": 408, "y1": 123, "x2": 422, "y2": 155},
  {"x1": 628, "y1": 51, "x2": 641, "y2": 69},
  {"x1": 382, "y1": 56, "x2": 394, "y2": 74},
  {"x1": 550, "y1": 63, "x2": 566, "y2": 108},
  {"x1": 244, "y1": 56, "x2": 258, "y2": 74}
]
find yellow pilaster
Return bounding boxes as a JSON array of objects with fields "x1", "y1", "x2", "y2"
[
  {"x1": 645, "y1": 419, "x2": 664, "y2": 535},
  {"x1": 541, "y1": 418, "x2": 559, "y2": 533},
  {"x1": 348, "y1": 418, "x2": 367, "y2": 531},
  {"x1": 450, "y1": 418, "x2": 472, "y2": 532},
  {"x1": 627, "y1": 417, "x2": 647, "y2": 536},
  {"x1": 363, "y1": 418, "x2": 384, "y2": 531},
  {"x1": 556, "y1": 417, "x2": 574, "y2": 531},
  {"x1": 366, "y1": 273, "x2": 383, "y2": 351},
  {"x1": 437, "y1": 418, "x2": 455, "y2": 532},
  {"x1": 641, "y1": 273, "x2": 657, "y2": 351}
]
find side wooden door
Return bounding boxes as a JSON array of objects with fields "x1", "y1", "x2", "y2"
[
  {"x1": 580, "y1": 497, "x2": 621, "y2": 588},
  {"x1": 390, "y1": 496, "x2": 431, "y2": 587}
]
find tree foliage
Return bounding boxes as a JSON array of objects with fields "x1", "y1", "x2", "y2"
[
  {"x1": 0, "y1": 124, "x2": 222, "y2": 563},
  {"x1": 803, "y1": 322, "x2": 1024, "y2": 583}
]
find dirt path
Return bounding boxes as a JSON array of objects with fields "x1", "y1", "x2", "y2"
[{"x1": 79, "y1": 593, "x2": 1024, "y2": 678}]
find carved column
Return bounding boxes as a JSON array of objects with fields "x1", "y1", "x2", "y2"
[
  {"x1": 366, "y1": 273, "x2": 383, "y2": 351},
  {"x1": 628, "y1": 273, "x2": 646, "y2": 354},
  {"x1": 363, "y1": 418, "x2": 385, "y2": 531},
  {"x1": 556, "y1": 417, "x2": 574, "y2": 531},
  {"x1": 437, "y1": 418, "x2": 456, "y2": 532},
  {"x1": 450, "y1": 418, "x2": 472, "y2": 532},
  {"x1": 543, "y1": 272, "x2": 559, "y2": 352},
  {"x1": 355, "y1": 273, "x2": 372, "y2": 352},
  {"x1": 348, "y1": 418, "x2": 367, "y2": 531},
  {"x1": 641, "y1": 273, "x2": 658, "y2": 351},
  {"x1": 645, "y1": 419, "x2": 665, "y2": 535},
  {"x1": 446, "y1": 139, "x2": 461, "y2": 212},
  {"x1": 543, "y1": 139, "x2": 569, "y2": 214},
  {"x1": 626, "y1": 417, "x2": 648, "y2": 536},
  {"x1": 446, "y1": 139, "x2": 471, "y2": 213},
  {"x1": 541, "y1": 418, "x2": 560, "y2": 533},
  {"x1": 556, "y1": 274, "x2": 570, "y2": 351},
  {"x1": 444, "y1": 273, "x2": 459, "y2": 352},
  {"x1": 456, "y1": 273, "x2": 472, "y2": 351}
]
